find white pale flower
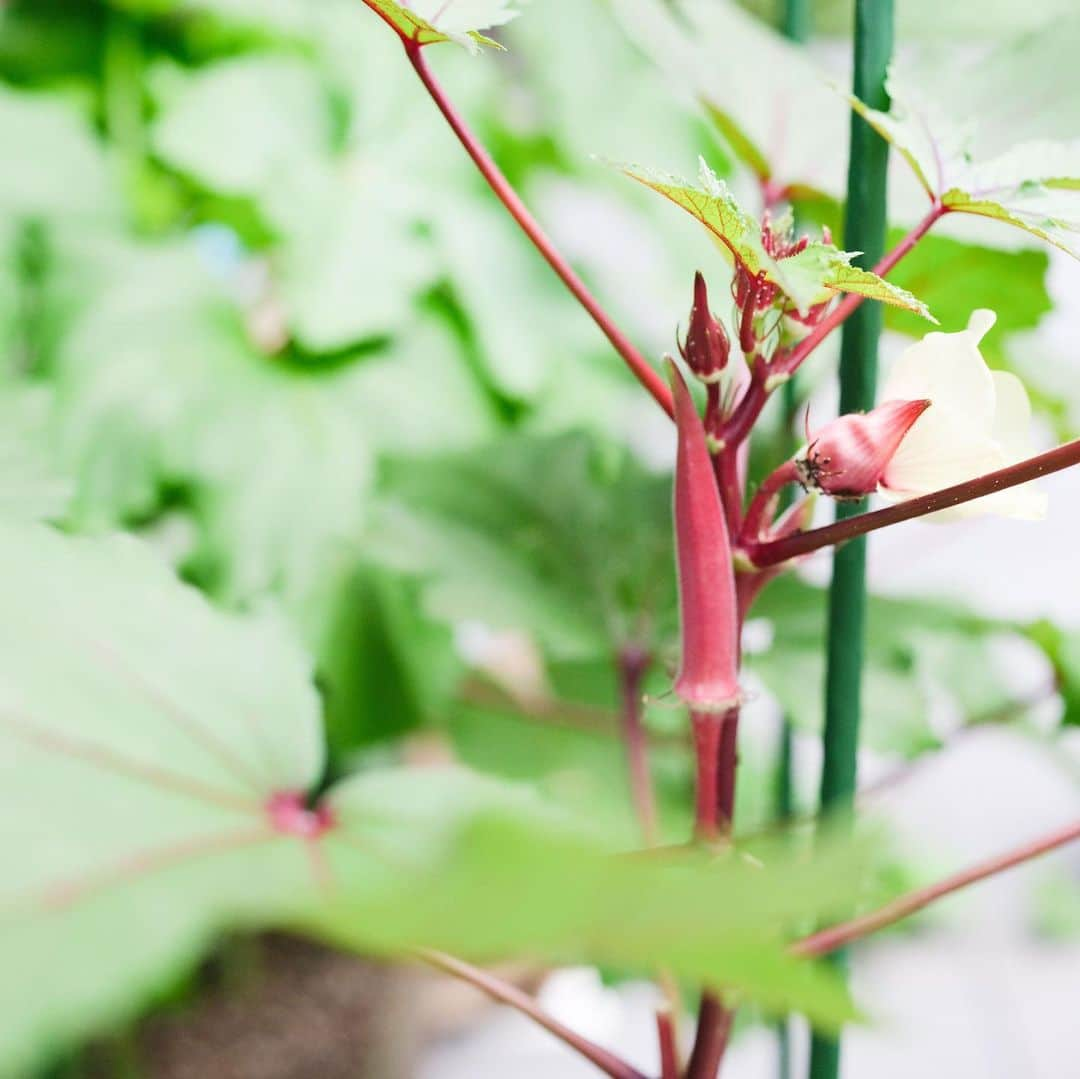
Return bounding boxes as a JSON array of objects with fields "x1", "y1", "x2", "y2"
[{"x1": 878, "y1": 309, "x2": 1047, "y2": 520}]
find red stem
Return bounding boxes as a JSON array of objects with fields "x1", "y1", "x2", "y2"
[
  {"x1": 793, "y1": 818, "x2": 1080, "y2": 958},
  {"x1": 747, "y1": 436, "x2": 1080, "y2": 567},
  {"x1": 403, "y1": 42, "x2": 674, "y2": 419},
  {"x1": 618, "y1": 646, "x2": 659, "y2": 845},
  {"x1": 657, "y1": 1009, "x2": 679, "y2": 1079},
  {"x1": 714, "y1": 447, "x2": 744, "y2": 535},
  {"x1": 742, "y1": 458, "x2": 800, "y2": 542},
  {"x1": 419, "y1": 950, "x2": 647, "y2": 1079},
  {"x1": 687, "y1": 706, "x2": 740, "y2": 1078},
  {"x1": 687, "y1": 997, "x2": 734, "y2": 1079},
  {"x1": 691, "y1": 711, "x2": 722, "y2": 842}
]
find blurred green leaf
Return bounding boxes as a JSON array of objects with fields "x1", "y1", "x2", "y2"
[
  {"x1": 0, "y1": 86, "x2": 121, "y2": 220},
  {"x1": 1024, "y1": 621, "x2": 1080, "y2": 726},
  {"x1": 49, "y1": 234, "x2": 495, "y2": 617},
  {"x1": 319, "y1": 565, "x2": 463, "y2": 759},
  {"x1": 449, "y1": 670, "x2": 694, "y2": 844},
  {"x1": 316, "y1": 770, "x2": 868, "y2": 1030},
  {"x1": 749, "y1": 577, "x2": 1016, "y2": 755},
  {"x1": 0, "y1": 523, "x2": 869, "y2": 1072},
  {"x1": 796, "y1": 197, "x2": 1054, "y2": 364},
  {"x1": 0, "y1": 387, "x2": 72, "y2": 522},
  {"x1": 0, "y1": 522, "x2": 326, "y2": 1078},
  {"x1": 849, "y1": 22, "x2": 1080, "y2": 257},
  {"x1": 367, "y1": 432, "x2": 677, "y2": 658},
  {"x1": 151, "y1": 55, "x2": 337, "y2": 200},
  {"x1": 613, "y1": 0, "x2": 847, "y2": 196},
  {"x1": 436, "y1": 197, "x2": 601, "y2": 401}
]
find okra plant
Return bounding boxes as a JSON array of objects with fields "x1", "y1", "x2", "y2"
[{"x1": 2, "y1": 1, "x2": 1079, "y2": 1078}]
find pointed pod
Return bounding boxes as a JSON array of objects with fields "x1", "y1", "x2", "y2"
[
  {"x1": 678, "y1": 272, "x2": 730, "y2": 383},
  {"x1": 668, "y1": 360, "x2": 740, "y2": 713},
  {"x1": 795, "y1": 399, "x2": 931, "y2": 500}
]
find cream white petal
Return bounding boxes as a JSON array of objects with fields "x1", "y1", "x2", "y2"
[
  {"x1": 881, "y1": 404, "x2": 1004, "y2": 495},
  {"x1": 877, "y1": 309, "x2": 1046, "y2": 521},
  {"x1": 990, "y1": 370, "x2": 1036, "y2": 461},
  {"x1": 881, "y1": 327, "x2": 996, "y2": 438}
]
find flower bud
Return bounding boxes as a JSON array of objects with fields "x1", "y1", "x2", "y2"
[
  {"x1": 668, "y1": 360, "x2": 740, "y2": 713},
  {"x1": 678, "y1": 272, "x2": 730, "y2": 383},
  {"x1": 795, "y1": 399, "x2": 931, "y2": 500}
]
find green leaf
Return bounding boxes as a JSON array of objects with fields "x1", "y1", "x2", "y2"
[
  {"x1": 848, "y1": 24, "x2": 1080, "y2": 257},
  {"x1": 0, "y1": 523, "x2": 868, "y2": 1068},
  {"x1": 620, "y1": 160, "x2": 932, "y2": 318},
  {"x1": 749, "y1": 577, "x2": 1015, "y2": 755},
  {"x1": 885, "y1": 235, "x2": 1052, "y2": 359},
  {"x1": 360, "y1": 0, "x2": 520, "y2": 52},
  {"x1": 0, "y1": 387, "x2": 71, "y2": 523},
  {"x1": 435, "y1": 197, "x2": 601, "y2": 400},
  {"x1": 151, "y1": 55, "x2": 336, "y2": 201},
  {"x1": 795, "y1": 196, "x2": 1054, "y2": 363},
  {"x1": 367, "y1": 432, "x2": 677, "y2": 658},
  {"x1": 314, "y1": 770, "x2": 868, "y2": 1029},
  {"x1": 0, "y1": 522, "x2": 326, "y2": 1077},
  {"x1": 448, "y1": 667, "x2": 695, "y2": 845},
  {"x1": 0, "y1": 87, "x2": 121, "y2": 221},
  {"x1": 150, "y1": 54, "x2": 439, "y2": 350},
  {"x1": 1025, "y1": 621, "x2": 1080, "y2": 727},
  {"x1": 51, "y1": 235, "x2": 496, "y2": 618},
  {"x1": 318, "y1": 565, "x2": 463, "y2": 759},
  {"x1": 612, "y1": 0, "x2": 848, "y2": 196}
]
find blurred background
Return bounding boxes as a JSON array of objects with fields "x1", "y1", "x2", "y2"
[{"x1": 2, "y1": 0, "x2": 1077, "y2": 1075}]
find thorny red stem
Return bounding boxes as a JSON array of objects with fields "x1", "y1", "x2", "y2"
[
  {"x1": 419, "y1": 950, "x2": 648, "y2": 1079},
  {"x1": 746, "y1": 436, "x2": 1080, "y2": 567},
  {"x1": 403, "y1": 41, "x2": 674, "y2": 418},
  {"x1": 794, "y1": 818, "x2": 1080, "y2": 958}
]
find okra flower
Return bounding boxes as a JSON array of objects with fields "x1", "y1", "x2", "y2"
[
  {"x1": 796, "y1": 399, "x2": 931, "y2": 500},
  {"x1": 878, "y1": 310, "x2": 1047, "y2": 520}
]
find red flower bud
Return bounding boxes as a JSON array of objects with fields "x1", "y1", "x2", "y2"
[
  {"x1": 678, "y1": 272, "x2": 730, "y2": 383},
  {"x1": 668, "y1": 361, "x2": 740, "y2": 713},
  {"x1": 796, "y1": 399, "x2": 932, "y2": 500}
]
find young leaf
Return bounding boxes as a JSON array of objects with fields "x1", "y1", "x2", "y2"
[
  {"x1": 620, "y1": 159, "x2": 931, "y2": 318},
  {"x1": 848, "y1": 24, "x2": 1080, "y2": 257},
  {"x1": 360, "y1": 0, "x2": 520, "y2": 52}
]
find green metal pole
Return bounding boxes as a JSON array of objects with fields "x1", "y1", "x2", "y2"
[
  {"x1": 777, "y1": 5, "x2": 810, "y2": 1079},
  {"x1": 808, "y1": 3, "x2": 893, "y2": 1079},
  {"x1": 781, "y1": 0, "x2": 812, "y2": 42}
]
